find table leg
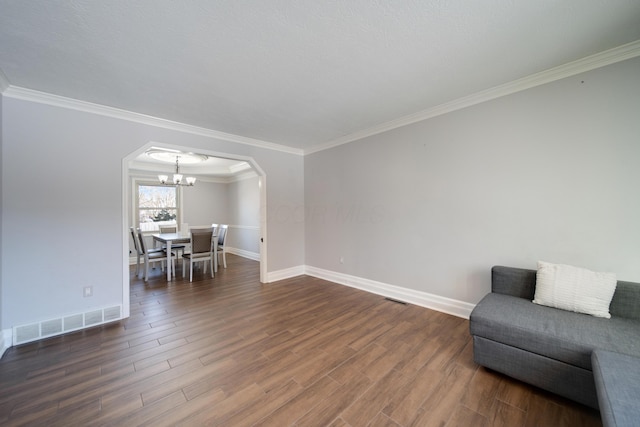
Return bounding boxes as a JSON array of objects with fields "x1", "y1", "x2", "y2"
[{"x1": 166, "y1": 240, "x2": 173, "y2": 280}]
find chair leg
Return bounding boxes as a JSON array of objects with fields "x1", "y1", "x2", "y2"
[
  {"x1": 182, "y1": 258, "x2": 186, "y2": 278},
  {"x1": 222, "y1": 251, "x2": 227, "y2": 268},
  {"x1": 210, "y1": 258, "x2": 214, "y2": 278},
  {"x1": 190, "y1": 260, "x2": 194, "y2": 282},
  {"x1": 144, "y1": 258, "x2": 149, "y2": 282}
]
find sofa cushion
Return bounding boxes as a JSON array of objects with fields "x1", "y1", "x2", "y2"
[
  {"x1": 533, "y1": 261, "x2": 617, "y2": 318},
  {"x1": 470, "y1": 293, "x2": 640, "y2": 370},
  {"x1": 592, "y1": 350, "x2": 640, "y2": 427}
]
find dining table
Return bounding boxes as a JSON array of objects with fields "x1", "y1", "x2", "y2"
[{"x1": 152, "y1": 231, "x2": 218, "y2": 280}]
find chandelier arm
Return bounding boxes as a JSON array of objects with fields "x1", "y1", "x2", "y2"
[{"x1": 157, "y1": 154, "x2": 196, "y2": 186}]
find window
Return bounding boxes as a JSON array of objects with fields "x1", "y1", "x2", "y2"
[{"x1": 137, "y1": 184, "x2": 179, "y2": 232}]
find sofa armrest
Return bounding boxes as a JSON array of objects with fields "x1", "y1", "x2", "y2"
[
  {"x1": 491, "y1": 266, "x2": 536, "y2": 300},
  {"x1": 610, "y1": 281, "x2": 640, "y2": 321}
]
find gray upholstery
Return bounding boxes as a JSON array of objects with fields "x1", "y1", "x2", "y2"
[
  {"x1": 474, "y1": 335, "x2": 598, "y2": 408},
  {"x1": 470, "y1": 265, "x2": 640, "y2": 411},
  {"x1": 490, "y1": 265, "x2": 640, "y2": 320},
  {"x1": 592, "y1": 350, "x2": 640, "y2": 427},
  {"x1": 609, "y1": 280, "x2": 640, "y2": 321},
  {"x1": 491, "y1": 266, "x2": 536, "y2": 299},
  {"x1": 471, "y1": 293, "x2": 640, "y2": 370}
]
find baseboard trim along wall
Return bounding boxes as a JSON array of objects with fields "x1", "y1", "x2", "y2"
[
  {"x1": 266, "y1": 265, "x2": 476, "y2": 319},
  {"x1": 226, "y1": 247, "x2": 260, "y2": 261},
  {"x1": 266, "y1": 265, "x2": 306, "y2": 283},
  {"x1": 1, "y1": 329, "x2": 12, "y2": 359}
]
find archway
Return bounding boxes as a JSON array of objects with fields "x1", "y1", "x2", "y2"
[{"x1": 121, "y1": 142, "x2": 267, "y2": 318}]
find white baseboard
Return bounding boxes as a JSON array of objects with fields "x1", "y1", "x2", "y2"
[
  {"x1": 1, "y1": 329, "x2": 13, "y2": 359},
  {"x1": 226, "y1": 247, "x2": 260, "y2": 261},
  {"x1": 265, "y1": 264, "x2": 475, "y2": 319},
  {"x1": 304, "y1": 266, "x2": 475, "y2": 319},
  {"x1": 266, "y1": 265, "x2": 306, "y2": 283}
]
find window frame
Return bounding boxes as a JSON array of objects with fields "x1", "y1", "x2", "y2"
[{"x1": 133, "y1": 178, "x2": 183, "y2": 233}]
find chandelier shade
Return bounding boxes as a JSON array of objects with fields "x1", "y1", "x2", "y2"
[{"x1": 158, "y1": 156, "x2": 196, "y2": 187}]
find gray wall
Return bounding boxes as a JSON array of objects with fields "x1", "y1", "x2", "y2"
[
  {"x1": 0, "y1": 94, "x2": 3, "y2": 332},
  {"x1": 2, "y1": 54, "x2": 639, "y2": 333},
  {"x1": 181, "y1": 175, "x2": 261, "y2": 255},
  {"x1": 1, "y1": 97, "x2": 304, "y2": 327},
  {"x1": 182, "y1": 180, "x2": 230, "y2": 227},
  {"x1": 227, "y1": 175, "x2": 261, "y2": 255},
  {"x1": 305, "y1": 56, "x2": 640, "y2": 305}
]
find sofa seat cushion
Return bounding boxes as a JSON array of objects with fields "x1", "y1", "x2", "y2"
[
  {"x1": 592, "y1": 350, "x2": 640, "y2": 427},
  {"x1": 470, "y1": 293, "x2": 640, "y2": 370}
]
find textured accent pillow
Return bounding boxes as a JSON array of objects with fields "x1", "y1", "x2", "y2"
[{"x1": 533, "y1": 261, "x2": 617, "y2": 318}]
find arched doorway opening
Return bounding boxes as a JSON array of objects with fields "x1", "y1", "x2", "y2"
[{"x1": 121, "y1": 142, "x2": 267, "y2": 317}]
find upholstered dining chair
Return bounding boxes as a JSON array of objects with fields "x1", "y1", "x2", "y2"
[
  {"x1": 131, "y1": 226, "x2": 166, "y2": 278},
  {"x1": 216, "y1": 224, "x2": 229, "y2": 269},
  {"x1": 182, "y1": 228, "x2": 215, "y2": 282},
  {"x1": 159, "y1": 225, "x2": 186, "y2": 258},
  {"x1": 129, "y1": 226, "x2": 142, "y2": 277},
  {"x1": 136, "y1": 228, "x2": 175, "y2": 281}
]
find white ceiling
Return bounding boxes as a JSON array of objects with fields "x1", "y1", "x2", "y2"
[{"x1": 1, "y1": 1, "x2": 640, "y2": 153}]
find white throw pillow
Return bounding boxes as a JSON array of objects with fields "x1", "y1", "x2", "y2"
[{"x1": 533, "y1": 261, "x2": 617, "y2": 318}]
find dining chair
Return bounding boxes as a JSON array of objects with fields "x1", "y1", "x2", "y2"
[
  {"x1": 131, "y1": 226, "x2": 166, "y2": 278},
  {"x1": 182, "y1": 228, "x2": 215, "y2": 282},
  {"x1": 136, "y1": 228, "x2": 175, "y2": 281},
  {"x1": 159, "y1": 225, "x2": 186, "y2": 259},
  {"x1": 216, "y1": 224, "x2": 229, "y2": 269},
  {"x1": 129, "y1": 226, "x2": 142, "y2": 277}
]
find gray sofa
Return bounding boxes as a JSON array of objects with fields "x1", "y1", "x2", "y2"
[{"x1": 469, "y1": 266, "x2": 640, "y2": 421}]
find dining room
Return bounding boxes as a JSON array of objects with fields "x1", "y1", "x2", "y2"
[{"x1": 127, "y1": 147, "x2": 262, "y2": 282}]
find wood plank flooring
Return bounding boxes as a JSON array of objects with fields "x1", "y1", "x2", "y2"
[{"x1": 0, "y1": 255, "x2": 602, "y2": 426}]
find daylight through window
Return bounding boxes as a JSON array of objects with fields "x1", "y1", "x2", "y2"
[{"x1": 137, "y1": 184, "x2": 179, "y2": 232}]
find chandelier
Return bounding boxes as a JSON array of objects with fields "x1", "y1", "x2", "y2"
[{"x1": 158, "y1": 156, "x2": 197, "y2": 186}]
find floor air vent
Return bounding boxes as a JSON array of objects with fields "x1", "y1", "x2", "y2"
[
  {"x1": 384, "y1": 297, "x2": 408, "y2": 305},
  {"x1": 13, "y1": 305, "x2": 122, "y2": 346}
]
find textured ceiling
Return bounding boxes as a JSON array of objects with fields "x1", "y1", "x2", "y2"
[{"x1": 1, "y1": 1, "x2": 640, "y2": 152}]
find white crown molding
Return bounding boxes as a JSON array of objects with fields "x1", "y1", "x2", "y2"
[
  {"x1": 228, "y1": 162, "x2": 252, "y2": 174},
  {"x1": 304, "y1": 39, "x2": 640, "y2": 155},
  {"x1": 2, "y1": 86, "x2": 304, "y2": 156},
  {"x1": 227, "y1": 170, "x2": 258, "y2": 183},
  {"x1": 0, "y1": 68, "x2": 9, "y2": 93},
  {"x1": 4, "y1": 40, "x2": 639, "y2": 157}
]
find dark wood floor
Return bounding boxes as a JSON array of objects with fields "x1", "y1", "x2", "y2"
[{"x1": 0, "y1": 255, "x2": 601, "y2": 426}]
